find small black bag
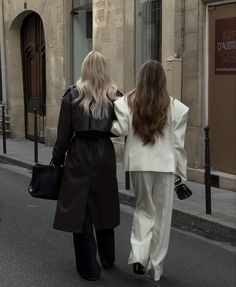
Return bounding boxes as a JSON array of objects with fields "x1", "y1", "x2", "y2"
[
  {"x1": 28, "y1": 161, "x2": 64, "y2": 200},
  {"x1": 174, "y1": 176, "x2": 192, "y2": 200}
]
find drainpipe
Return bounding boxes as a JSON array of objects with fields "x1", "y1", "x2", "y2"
[{"x1": 0, "y1": 0, "x2": 7, "y2": 104}]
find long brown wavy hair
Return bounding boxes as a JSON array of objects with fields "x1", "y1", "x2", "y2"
[{"x1": 127, "y1": 60, "x2": 170, "y2": 145}]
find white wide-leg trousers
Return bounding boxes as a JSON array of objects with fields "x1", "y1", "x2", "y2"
[{"x1": 128, "y1": 171, "x2": 175, "y2": 281}]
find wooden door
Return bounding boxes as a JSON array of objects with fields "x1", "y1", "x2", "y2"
[
  {"x1": 21, "y1": 13, "x2": 46, "y2": 142},
  {"x1": 208, "y1": 3, "x2": 236, "y2": 174}
]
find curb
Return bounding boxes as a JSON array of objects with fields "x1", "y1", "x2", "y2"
[
  {"x1": 119, "y1": 192, "x2": 236, "y2": 245},
  {"x1": 0, "y1": 154, "x2": 33, "y2": 170},
  {"x1": 1, "y1": 154, "x2": 236, "y2": 245}
]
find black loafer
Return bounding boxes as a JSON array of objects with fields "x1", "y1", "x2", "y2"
[
  {"x1": 102, "y1": 263, "x2": 114, "y2": 270},
  {"x1": 78, "y1": 269, "x2": 101, "y2": 281},
  {"x1": 80, "y1": 273, "x2": 100, "y2": 281},
  {"x1": 133, "y1": 262, "x2": 146, "y2": 275}
]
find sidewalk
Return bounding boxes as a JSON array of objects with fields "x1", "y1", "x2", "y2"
[{"x1": 0, "y1": 137, "x2": 236, "y2": 244}]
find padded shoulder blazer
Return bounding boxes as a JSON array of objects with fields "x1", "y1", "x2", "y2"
[{"x1": 111, "y1": 96, "x2": 189, "y2": 180}]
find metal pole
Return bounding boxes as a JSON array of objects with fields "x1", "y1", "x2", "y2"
[
  {"x1": 204, "y1": 126, "x2": 211, "y2": 214},
  {"x1": 124, "y1": 136, "x2": 130, "y2": 190},
  {"x1": 125, "y1": 171, "x2": 130, "y2": 190},
  {"x1": 34, "y1": 108, "x2": 38, "y2": 163},
  {"x1": 1, "y1": 104, "x2": 6, "y2": 153}
]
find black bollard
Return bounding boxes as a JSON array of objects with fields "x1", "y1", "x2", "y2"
[
  {"x1": 34, "y1": 108, "x2": 38, "y2": 163},
  {"x1": 124, "y1": 136, "x2": 130, "y2": 190},
  {"x1": 204, "y1": 126, "x2": 211, "y2": 214},
  {"x1": 1, "y1": 105, "x2": 7, "y2": 154},
  {"x1": 125, "y1": 171, "x2": 130, "y2": 190}
]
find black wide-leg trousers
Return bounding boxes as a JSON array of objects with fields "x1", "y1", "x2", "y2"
[{"x1": 73, "y1": 207, "x2": 115, "y2": 278}]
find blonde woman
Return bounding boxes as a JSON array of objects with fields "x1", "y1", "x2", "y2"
[
  {"x1": 111, "y1": 60, "x2": 189, "y2": 282},
  {"x1": 52, "y1": 51, "x2": 122, "y2": 281}
]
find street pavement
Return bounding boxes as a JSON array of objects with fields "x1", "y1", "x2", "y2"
[
  {"x1": 0, "y1": 163, "x2": 236, "y2": 287},
  {"x1": 0, "y1": 137, "x2": 236, "y2": 244}
]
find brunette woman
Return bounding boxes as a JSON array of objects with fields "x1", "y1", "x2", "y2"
[
  {"x1": 52, "y1": 51, "x2": 121, "y2": 281},
  {"x1": 111, "y1": 60, "x2": 189, "y2": 282}
]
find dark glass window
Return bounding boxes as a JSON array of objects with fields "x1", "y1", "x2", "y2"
[
  {"x1": 71, "y1": 1, "x2": 92, "y2": 83},
  {"x1": 136, "y1": 0, "x2": 162, "y2": 73}
]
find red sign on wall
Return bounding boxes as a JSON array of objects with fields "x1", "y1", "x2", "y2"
[{"x1": 215, "y1": 17, "x2": 236, "y2": 74}]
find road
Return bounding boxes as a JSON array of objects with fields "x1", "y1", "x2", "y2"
[{"x1": 0, "y1": 163, "x2": 235, "y2": 287}]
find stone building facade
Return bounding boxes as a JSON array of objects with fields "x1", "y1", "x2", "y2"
[
  {"x1": 173, "y1": 0, "x2": 236, "y2": 190},
  {"x1": 0, "y1": 0, "x2": 235, "y2": 190},
  {"x1": 2, "y1": 0, "x2": 74, "y2": 144}
]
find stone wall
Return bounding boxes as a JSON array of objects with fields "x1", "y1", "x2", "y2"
[
  {"x1": 124, "y1": 0, "x2": 135, "y2": 93},
  {"x1": 93, "y1": 0, "x2": 125, "y2": 91},
  {"x1": 2, "y1": 0, "x2": 68, "y2": 144},
  {"x1": 93, "y1": 0, "x2": 129, "y2": 153},
  {"x1": 174, "y1": 0, "x2": 205, "y2": 172},
  {"x1": 162, "y1": 0, "x2": 176, "y2": 68}
]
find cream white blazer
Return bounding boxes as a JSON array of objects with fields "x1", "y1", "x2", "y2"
[{"x1": 111, "y1": 96, "x2": 189, "y2": 180}]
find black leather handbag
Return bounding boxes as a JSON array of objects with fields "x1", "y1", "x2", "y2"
[
  {"x1": 28, "y1": 161, "x2": 64, "y2": 200},
  {"x1": 174, "y1": 175, "x2": 192, "y2": 200}
]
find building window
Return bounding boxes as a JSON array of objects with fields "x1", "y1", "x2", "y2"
[
  {"x1": 135, "y1": 0, "x2": 162, "y2": 74},
  {"x1": 71, "y1": 0, "x2": 93, "y2": 83}
]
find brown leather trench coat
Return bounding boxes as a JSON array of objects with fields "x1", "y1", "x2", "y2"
[{"x1": 52, "y1": 86, "x2": 121, "y2": 233}]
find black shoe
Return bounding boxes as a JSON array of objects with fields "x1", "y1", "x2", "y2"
[
  {"x1": 133, "y1": 263, "x2": 146, "y2": 275},
  {"x1": 79, "y1": 273, "x2": 100, "y2": 281},
  {"x1": 102, "y1": 263, "x2": 114, "y2": 270},
  {"x1": 77, "y1": 267, "x2": 101, "y2": 281}
]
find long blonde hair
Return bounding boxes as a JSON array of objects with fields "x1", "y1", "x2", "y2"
[
  {"x1": 127, "y1": 60, "x2": 170, "y2": 145},
  {"x1": 75, "y1": 51, "x2": 117, "y2": 119}
]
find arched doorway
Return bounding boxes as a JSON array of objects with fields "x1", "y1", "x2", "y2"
[{"x1": 21, "y1": 12, "x2": 46, "y2": 142}]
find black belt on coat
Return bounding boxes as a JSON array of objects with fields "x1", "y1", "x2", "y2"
[{"x1": 74, "y1": 131, "x2": 112, "y2": 139}]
